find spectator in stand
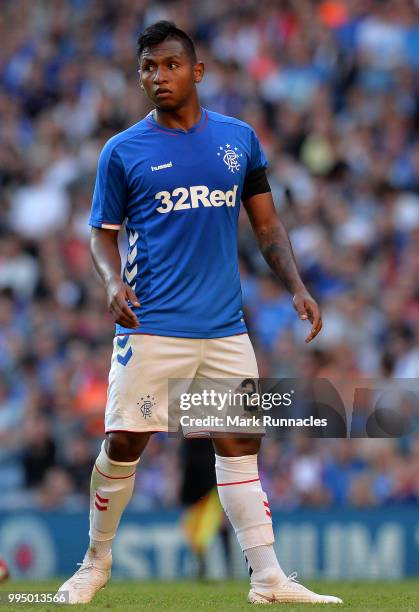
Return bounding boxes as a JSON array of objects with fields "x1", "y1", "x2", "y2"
[{"x1": 0, "y1": 0, "x2": 418, "y2": 510}]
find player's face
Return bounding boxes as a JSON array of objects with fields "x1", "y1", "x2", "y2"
[{"x1": 139, "y1": 39, "x2": 202, "y2": 110}]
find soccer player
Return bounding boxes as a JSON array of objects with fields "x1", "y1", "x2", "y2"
[{"x1": 59, "y1": 21, "x2": 342, "y2": 605}]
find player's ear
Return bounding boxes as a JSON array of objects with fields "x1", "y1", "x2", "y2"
[
  {"x1": 137, "y1": 66, "x2": 144, "y2": 89},
  {"x1": 193, "y1": 61, "x2": 204, "y2": 84}
]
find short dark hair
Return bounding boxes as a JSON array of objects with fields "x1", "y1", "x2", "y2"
[{"x1": 137, "y1": 20, "x2": 197, "y2": 62}]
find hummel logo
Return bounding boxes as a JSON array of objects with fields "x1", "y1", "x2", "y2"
[{"x1": 151, "y1": 161, "x2": 173, "y2": 172}]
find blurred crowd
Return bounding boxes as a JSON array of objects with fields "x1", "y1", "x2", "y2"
[{"x1": 1, "y1": 0, "x2": 419, "y2": 511}]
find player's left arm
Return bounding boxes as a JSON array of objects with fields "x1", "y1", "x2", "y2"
[{"x1": 243, "y1": 185, "x2": 322, "y2": 343}]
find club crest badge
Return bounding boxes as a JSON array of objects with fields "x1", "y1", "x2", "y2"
[
  {"x1": 137, "y1": 395, "x2": 155, "y2": 419},
  {"x1": 217, "y1": 144, "x2": 243, "y2": 173}
]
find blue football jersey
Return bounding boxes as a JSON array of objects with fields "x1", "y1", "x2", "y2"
[{"x1": 89, "y1": 108, "x2": 267, "y2": 338}]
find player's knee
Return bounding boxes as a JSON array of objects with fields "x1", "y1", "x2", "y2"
[
  {"x1": 105, "y1": 432, "x2": 149, "y2": 462},
  {"x1": 212, "y1": 437, "x2": 261, "y2": 457}
]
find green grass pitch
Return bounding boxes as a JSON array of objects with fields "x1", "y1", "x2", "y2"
[{"x1": 0, "y1": 579, "x2": 418, "y2": 611}]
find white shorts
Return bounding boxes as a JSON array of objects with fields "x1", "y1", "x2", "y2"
[{"x1": 105, "y1": 333, "x2": 260, "y2": 435}]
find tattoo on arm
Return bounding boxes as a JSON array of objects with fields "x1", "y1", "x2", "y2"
[{"x1": 256, "y1": 224, "x2": 303, "y2": 294}]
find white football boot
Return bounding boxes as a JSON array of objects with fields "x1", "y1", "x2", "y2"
[
  {"x1": 248, "y1": 570, "x2": 343, "y2": 604},
  {"x1": 57, "y1": 552, "x2": 112, "y2": 604}
]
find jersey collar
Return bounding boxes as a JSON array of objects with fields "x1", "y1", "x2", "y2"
[{"x1": 147, "y1": 107, "x2": 208, "y2": 135}]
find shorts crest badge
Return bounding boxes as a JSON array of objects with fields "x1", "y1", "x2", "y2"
[{"x1": 137, "y1": 395, "x2": 155, "y2": 419}]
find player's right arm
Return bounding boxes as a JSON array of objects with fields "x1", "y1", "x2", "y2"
[
  {"x1": 90, "y1": 228, "x2": 139, "y2": 329},
  {"x1": 89, "y1": 140, "x2": 139, "y2": 329}
]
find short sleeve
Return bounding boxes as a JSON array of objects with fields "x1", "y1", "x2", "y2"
[
  {"x1": 89, "y1": 142, "x2": 127, "y2": 230},
  {"x1": 247, "y1": 129, "x2": 268, "y2": 174}
]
